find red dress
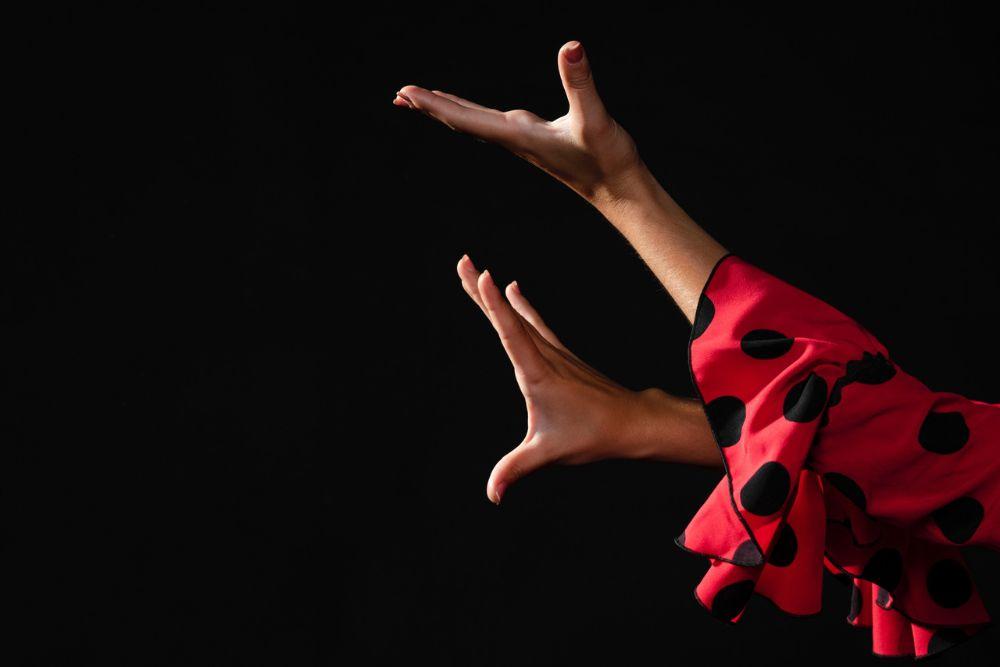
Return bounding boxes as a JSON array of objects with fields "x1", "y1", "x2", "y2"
[{"x1": 677, "y1": 253, "x2": 1000, "y2": 658}]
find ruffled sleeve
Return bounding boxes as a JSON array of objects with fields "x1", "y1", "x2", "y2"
[{"x1": 676, "y1": 253, "x2": 1000, "y2": 659}]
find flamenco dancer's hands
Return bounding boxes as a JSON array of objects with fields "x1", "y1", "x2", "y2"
[
  {"x1": 394, "y1": 41, "x2": 642, "y2": 204},
  {"x1": 456, "y1": 256, "x2": 719, "y2": 505},
  {"x1": 398, "y1": 41, "x2": 724, "y2": 500}
]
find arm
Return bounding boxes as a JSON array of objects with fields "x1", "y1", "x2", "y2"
[
  {"x1": 629, "y1": 390, "x2": 722, "y2": 467},
  {"x1": 591, "y1": 168, "x2": 728, "y2": 324},
  {"x1": 395, "y1": 40, "x2": 728, "y2": 323}
]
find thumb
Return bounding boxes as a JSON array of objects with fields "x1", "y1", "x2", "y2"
[
  {"x1": 557, "y1": 41, "x2": 607, "y2": 123},
  {"x1": 487, "y1": 441, "x2": 550, "y2": 505}
]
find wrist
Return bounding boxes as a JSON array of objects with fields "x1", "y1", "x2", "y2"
[
  {"x1": 616, "y1": 388, "x2": 723, "y2": 468},
  {"x1": 588, "y1": 158, "x2": 658, "y2": 213},
  {"x1": 614, "y1": 387, "x2": 678, "y2": 460}
]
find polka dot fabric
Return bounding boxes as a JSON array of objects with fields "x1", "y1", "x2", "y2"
[{"x1": 677, "y1": 254, "x2": 1000, "y2": 658}]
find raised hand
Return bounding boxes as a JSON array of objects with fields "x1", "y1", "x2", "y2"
[
  {"x1": 395, "y1": 41, "x2": 643, "y2": 204},
  {"x1": 455, "y1": 255, "x2": 720, "y2": 505},
  {"x1": 397, "y1": 42, "x2": 729, "y2": 322}
]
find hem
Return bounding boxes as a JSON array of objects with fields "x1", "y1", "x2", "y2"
[
  {"x1": 823, "y1": 550, "x2": 987, "y2": 629},
  {"x1": 673, "y1": 533, "x2": 763, "y2": 567},
  {"x1": 684, "y1": 252, "x2": 767, "y2": 556}
]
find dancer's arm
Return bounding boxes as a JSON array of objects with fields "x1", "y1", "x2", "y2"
[
  {"x1": 590, "y1": 168, "x2": 728, "y2": 323},
  {"x1": 395, "y1": 40, "x2": 728, "y2": 322}
]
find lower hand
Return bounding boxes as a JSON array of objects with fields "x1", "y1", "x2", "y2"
[{"x1": 455, "y1": 255, "x2": 678, "y2": 504}]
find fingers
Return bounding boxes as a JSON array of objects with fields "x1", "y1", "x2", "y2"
[
  {"x1": 457, "y1": 254, "x2": 489, "y2": 317},
  {"x1": 458, "y1": 255, "x2": 567, "y2": 357},
  {"x1": 487, "y1": 441, "x2": 549, "y2": 505},
  {"x1": 504, "y1": 281, "x2": 568, "y2": 352},
  {"x1": 396, "y1": 85, "x2": 514, "y2": 144},
  {"x1": 430, "y1": 90, "x2": 494, "y2": 112},
  {"x1": 478, "y1": 269, "x2": 550, "y2": 383},
  {"x1": 557, "y1": 41, "x2": 608, "y2": 125}
]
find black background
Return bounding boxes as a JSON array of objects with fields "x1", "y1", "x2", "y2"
[{"x1": 13, "y1": 3, "x2": 1000, "y2": 665}]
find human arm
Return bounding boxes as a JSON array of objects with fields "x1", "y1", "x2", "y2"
[{"x1": 395, "y1": 40, "x2": 728, "y2": 322}]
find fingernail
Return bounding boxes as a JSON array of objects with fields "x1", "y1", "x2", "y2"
[
  {"x1": 512, "y1": 280, "x2": 521, "y2": 293},
  {"x1": 565, "y1": 41, "x2": 583, "y2": 64},
  {"x1": 395, "y1": 91, "x2": 415, "y2": 108},
  {"x1": 495, "y1": 482, "x2": 506, "y2": 505}
]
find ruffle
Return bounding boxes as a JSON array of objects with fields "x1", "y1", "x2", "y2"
[{"x1": 676, "y1": 253, "x2": 993, "y2": 659}]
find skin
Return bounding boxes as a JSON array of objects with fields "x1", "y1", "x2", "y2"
[{"x1": 395, "y1": 41, "x2": 726, "y2": 504}]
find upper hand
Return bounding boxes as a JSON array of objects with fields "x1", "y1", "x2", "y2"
[{"x1": 395, "y1": 41, "x2": 644, "y2": 204}]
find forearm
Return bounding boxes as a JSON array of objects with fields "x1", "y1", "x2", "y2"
[
  {"x1": 592, "y1": 163, "x2": 729, "y2": 324},
  {"x1": 616, "y1": 388, "x2": 722, "y2": 468}
]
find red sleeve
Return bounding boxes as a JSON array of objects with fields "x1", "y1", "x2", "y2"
[{"x1": 677, "y1": 253, "x2": 1000, "y2": 658}]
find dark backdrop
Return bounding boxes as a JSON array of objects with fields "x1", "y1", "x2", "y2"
[{"x1": 13, "y1": 3, "x2": 999, "y2": 665}]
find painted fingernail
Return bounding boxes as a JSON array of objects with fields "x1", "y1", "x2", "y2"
[{"x1": 565, "y1": 41, "x2": 583, "y2": 63}]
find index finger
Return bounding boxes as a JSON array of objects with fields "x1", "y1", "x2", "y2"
[
  {"x1": 478, "y1": 270, "x2": 550, "y2": 384},
  {"x1": 397, "y1": 85, "x2": 514, "y2": 144}
]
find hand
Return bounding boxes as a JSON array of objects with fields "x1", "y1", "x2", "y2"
[
  {"x1": 395, "y1": 41, "x2": 644, "y2": 204},
  {"x1": 455, "y1": 255, "x2": 675, "y2": 505}
]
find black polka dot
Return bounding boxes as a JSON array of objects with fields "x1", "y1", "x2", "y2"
[
  {"x1": 827, "y1": 378, "x2": 846, "y2": 410},
  {"x1": 932, "y1": 497, "x2": 984, "y2": 544},
  {"x1": 710, "y1": 579, "x2": 755, "y2": 622},
  {"x1": 926, "y1": 559, "x2": 973, "y2": 609},
  {"x1": 732, "y1": 540, "x2": 764, "y2": 566},
  {"x1": 827, "y1": 352, "x2": 896, "y2": 415},
  {"x1": 846, "y1": 583, "x2": 862, "y2": 622},
  {"x1": 767, "y1": 524, "x2": 797, "y2": 567},
  {"x1": 928, "y1": 628, "x2": 968, "y2": 655},
  {"x1": 875, "y1": 586, "x2": 891, "y2": 608},
  {"x1": 705, "y1": 396, "x2": 746, "y2": 448},
  {"x1": 918, "y1": 410, "x2": 969, "y2": 454},
  {"x1": 851, "y1": 351, "x2": 896, "y2": 385},
  {"x1": 860, "y1": 548, "x2": 903, "y2": 593},
  {"x1": 740, "y1": 329, "x2": 794, "y2": 359},
  {"x1": 783, "y1": 373, "x2": 828, "y2": 422},
  {"x1": 692, "y1": 294, "x2": 714, "y2": 340},
  {"x1": 822, "y1": 472, "x2": 867, "y2": 512},
  {"x1": 740, "y1": 462, "x2": 791, "y2": 516}
]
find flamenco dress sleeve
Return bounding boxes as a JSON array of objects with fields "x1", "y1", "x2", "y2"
[{"x1": 677, "y1": 253, "x2": 1000, "y2": 658}]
